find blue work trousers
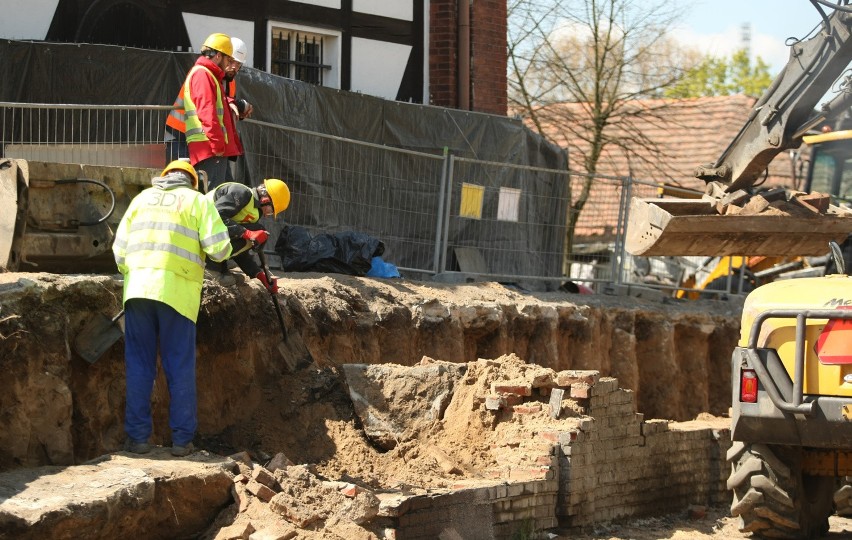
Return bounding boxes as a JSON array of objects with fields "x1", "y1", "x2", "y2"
[{"x1": 124, "y1": 298, "x2": 197, "y2": 447}]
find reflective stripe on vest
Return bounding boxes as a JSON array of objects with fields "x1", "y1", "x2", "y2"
[
  {"x1": 121, "y1": 187, "x2": 229, "y2": 284},
  {"x1": 166, "y1": 79, "x2": 236, "y2": 134},
  {"x1": 165, "y1": 87, "x2": 186, "y2": 132},
  {"x1": 183, "y1": 65, "x2": 228, "y2": 143}
]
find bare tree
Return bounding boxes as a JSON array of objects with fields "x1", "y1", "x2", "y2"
[{"x1": 508, "y1": 0, "x2": 698, "y2": 271}]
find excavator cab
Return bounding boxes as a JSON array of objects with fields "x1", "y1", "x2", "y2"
[
  {"x1": 804, "y1": 128, "x2": 852, "y2": 208},
  {"x1": 802, "y1": 124, "x2": 852, "y2": 274}
]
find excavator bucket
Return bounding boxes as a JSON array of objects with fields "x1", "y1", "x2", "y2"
[{"x1": 625, "y1": 198, "x2": 852, "y2": 257}]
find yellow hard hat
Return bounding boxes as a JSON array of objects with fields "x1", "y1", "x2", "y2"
[
  {"x1": 263, "y1": 179, "x2": 290, "y2": 216},
  {"x1": 162, "y1": 159, "x2": 199, "y2": 189},
  {"x1": 202, "y1": 33, "x2": 233, "y2": 57}
]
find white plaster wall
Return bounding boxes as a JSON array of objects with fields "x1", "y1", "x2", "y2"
[
  {"x1": 181, "y1": 12, "x2": 255, "y2": 65},
  {"x1": 350, "y1": 37, "x2": 411, "y2": 101},
  {"x1": 353, "y1": 0, "x2": 412, "y2": 21},
  {"x1": 0, "y1": 0, "x2": 59, "y2": 39}
]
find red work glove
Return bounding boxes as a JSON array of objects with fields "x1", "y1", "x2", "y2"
[
  {"x1": 256, "y1": 271, "x2": 279, "y2": 294},
  {"x1": 242, "y1": 229, "x2": 269, "y2": 246}
]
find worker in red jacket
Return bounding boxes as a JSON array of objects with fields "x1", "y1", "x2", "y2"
[
  {"x1": 176, "y1": 33, "x2": 233, "y2": 193},
  {"x1": 205, "y1": 179, "x2": 291, "y2": 289}
]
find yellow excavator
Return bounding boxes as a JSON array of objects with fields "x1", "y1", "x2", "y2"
[{"x1": 626, "y1": 2, "x2": 852, "y2": 538}]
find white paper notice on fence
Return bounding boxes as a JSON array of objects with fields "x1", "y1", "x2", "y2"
[
  {"x1": 497, "y1": 187, "x2": 520, "y2": 222},
  {"x1": 460, "y1": 183, "x2": 484, "y2": 219}
]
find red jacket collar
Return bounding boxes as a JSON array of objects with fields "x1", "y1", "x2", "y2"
[{"x1": 195, "y1": 56, "x2": 225, "y2": 80}]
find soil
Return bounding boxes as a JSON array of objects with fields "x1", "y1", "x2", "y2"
[
  {"x1": 557, "y1": 507, "x2": 852, "y2": 539},
  {"x1": 0, "y1": 270, "x2": 807, "y2": 539}
]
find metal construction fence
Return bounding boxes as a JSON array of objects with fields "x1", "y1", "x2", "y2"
[{"x1": 0, "y1": 102, "x2": 750, "y2": 296}]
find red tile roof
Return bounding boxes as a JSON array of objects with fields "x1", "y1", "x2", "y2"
[
  {"x1": 530, "y1": 94, "x2": 796, "y2": 190},
  {"x1": 525, "y1": 95, "x2": 800, "y2": 242}
]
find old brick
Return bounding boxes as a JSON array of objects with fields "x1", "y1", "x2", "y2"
[
  {"x1": 492, "y1": 382, "x2": 532, "y2": 396},
  {"x1": 252, "y1": 466, "x2": 279, "y2": 490},
  {"x1": 570, "y1": 384, "x2": 591, "y2": 399},
  {"x1": 229, "y1": 450, "x2": 254, "y2": 467},
  {"x1": 265, "y1": 452, "x2": 294, "y2": 472},
  {"x1": 269, "y1": 493, "x2": 322, "y2": 528},
  {"x1": 548, "y1": 388, "x2": 564, "y2": 419},
  {"x1": 248, "y1": 526, "x2": 297, "y2": 540},
  {"x1": 213, "y1": 522, "x2": 255, "y2": 540},
  {"x1": 513, "y1": 403, "x2": 541, "y2": 414},
  {"x1": 485, "y1": 394, "x2": 506, "y2": 410},
  {"x1": 246, "y1": 479, "x2": 276, "y2": 502},
  {"x1": 555, "y1": 370, "x2": 599, "y2": 386},
  {"x1": 340, "y1": 483, "x2": 360, "y2": 497},
  {"x1": 792, "y1": 192, "x2": 830, "y2": 213},
  {"x1": 232, "y1": 482, "x2": 251, "y2": 513}
]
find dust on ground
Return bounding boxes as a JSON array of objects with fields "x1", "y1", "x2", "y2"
[{"x1": 559, "y1": 507, "x2": 852, "y2": 539}]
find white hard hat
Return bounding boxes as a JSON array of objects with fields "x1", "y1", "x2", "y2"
[{"x1": 230, "y1": 37, "x2": 247, "y2": 64}]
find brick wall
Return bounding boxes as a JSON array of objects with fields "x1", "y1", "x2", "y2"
[
  {"x1": 470, "y1": 0, "x2": 507, "y2": 116},
  {"x1": 429, "y1": 0, "x2": 507, "y2": 115},
  {"x1": 555, "y1": 377, "x2": 731, "y2": 527},
  {"x1": 379, "y1": 370, "x2": 732, "y2": 538}
]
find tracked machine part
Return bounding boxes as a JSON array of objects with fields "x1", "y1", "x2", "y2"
[{"x1": 0, "y1": 158, "x2": 155, "y2": 273}]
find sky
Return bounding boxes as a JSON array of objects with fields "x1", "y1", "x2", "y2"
[{"x1": 672, "y1": 0, "x2": 827, "y2": 76}]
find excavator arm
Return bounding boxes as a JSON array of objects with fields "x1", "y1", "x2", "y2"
[{"x1": 627, "y1": 1, "x2": 852, "y2": 257}]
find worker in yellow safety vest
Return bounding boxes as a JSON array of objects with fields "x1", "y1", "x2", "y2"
[
  {"x1": 205, "y1": 178, "x2": 291, "y2": 288},
  {"x1": 113, "y1": 159, "x2": 232, "y2": 457}
]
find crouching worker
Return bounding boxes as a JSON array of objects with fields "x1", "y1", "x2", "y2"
[
  {"x1": 205, "y1": 178, "x2": 291, "y2": 292},
  {"x1": 112, "y1": 160, "x2": 232, "y2": 457}
]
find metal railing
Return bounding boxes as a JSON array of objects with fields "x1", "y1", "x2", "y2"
[{"x1": 0, "y1": 102, "x2": 760, "y2": 297}]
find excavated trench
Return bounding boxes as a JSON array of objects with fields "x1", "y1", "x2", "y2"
[{"x1": 0, "y1": 271, "x2": 743, "y2": 538}]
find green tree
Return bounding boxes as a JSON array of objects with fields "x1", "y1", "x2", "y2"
[{"x1": 664, "y1": 49, "x2": 773, "y2": 98}]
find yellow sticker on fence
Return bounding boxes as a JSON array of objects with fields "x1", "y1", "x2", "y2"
[{"x1": 460, "y1": 183, "x2": 484, "y2": 219}]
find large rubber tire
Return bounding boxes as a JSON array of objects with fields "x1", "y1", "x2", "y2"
[{"x1": 728, "y1": 442, "x2": 834, "y2": 539}]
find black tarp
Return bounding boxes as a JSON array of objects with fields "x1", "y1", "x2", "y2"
[
  {"x1": 2, "y1": 40, "x2": 570, "y2": 277},
  {"x1": 1, "y1": 40, "x2": 566, "y2": 167}
]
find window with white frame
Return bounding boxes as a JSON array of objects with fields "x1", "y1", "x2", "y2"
[{"x1": 268, "y1": 23, "x2": 341, "y2": 88}]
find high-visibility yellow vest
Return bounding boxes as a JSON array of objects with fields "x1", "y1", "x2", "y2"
[
  {"x1": 167, "y1": 79, "x2": 236, "y2": 134},
  {"x1": 183, "y1": 65, "x2": 228, "y2": 144},
  {"x1": 208, "y1": 182, "x2": 261, "y2": 224},
  {"x1": 113, "y1": 184, "x2": 232, "y2": 321}
]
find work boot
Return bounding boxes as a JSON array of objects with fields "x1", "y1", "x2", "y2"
[
  {"x1": 171, "y1": 442, "x2": 195, "y2": 457},
  {"x1": 124, "y1": 439, "x2": 151, "y2": 454}
]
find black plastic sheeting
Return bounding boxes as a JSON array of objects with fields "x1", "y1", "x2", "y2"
[
  {"x1": 0, "y1": 40, "x2": 566, "y2": 166},
  {"x1": 2, "y1": 40, "x2": 570, "y2": 277},
  {"x1": 275, "y1": 225, "x2": 384, "y2": 276}
]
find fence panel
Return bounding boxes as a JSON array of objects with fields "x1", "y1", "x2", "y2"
[
  {"x1": 0, "y1": 102, "x2": 739, "y2": 296},
  {"x1": 240, "y1": 120, "x2": 447, "y2": 274},
  {"x1": 442, "y1": 156, "x2": 570, "y2": 281},
  {"x1": 0, "y1": 103, "x2": 169, "y2": 168}
]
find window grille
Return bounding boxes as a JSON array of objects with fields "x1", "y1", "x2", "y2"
[{"x1": 271, "y1": 31, "x2": 331, "y2": 86}]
